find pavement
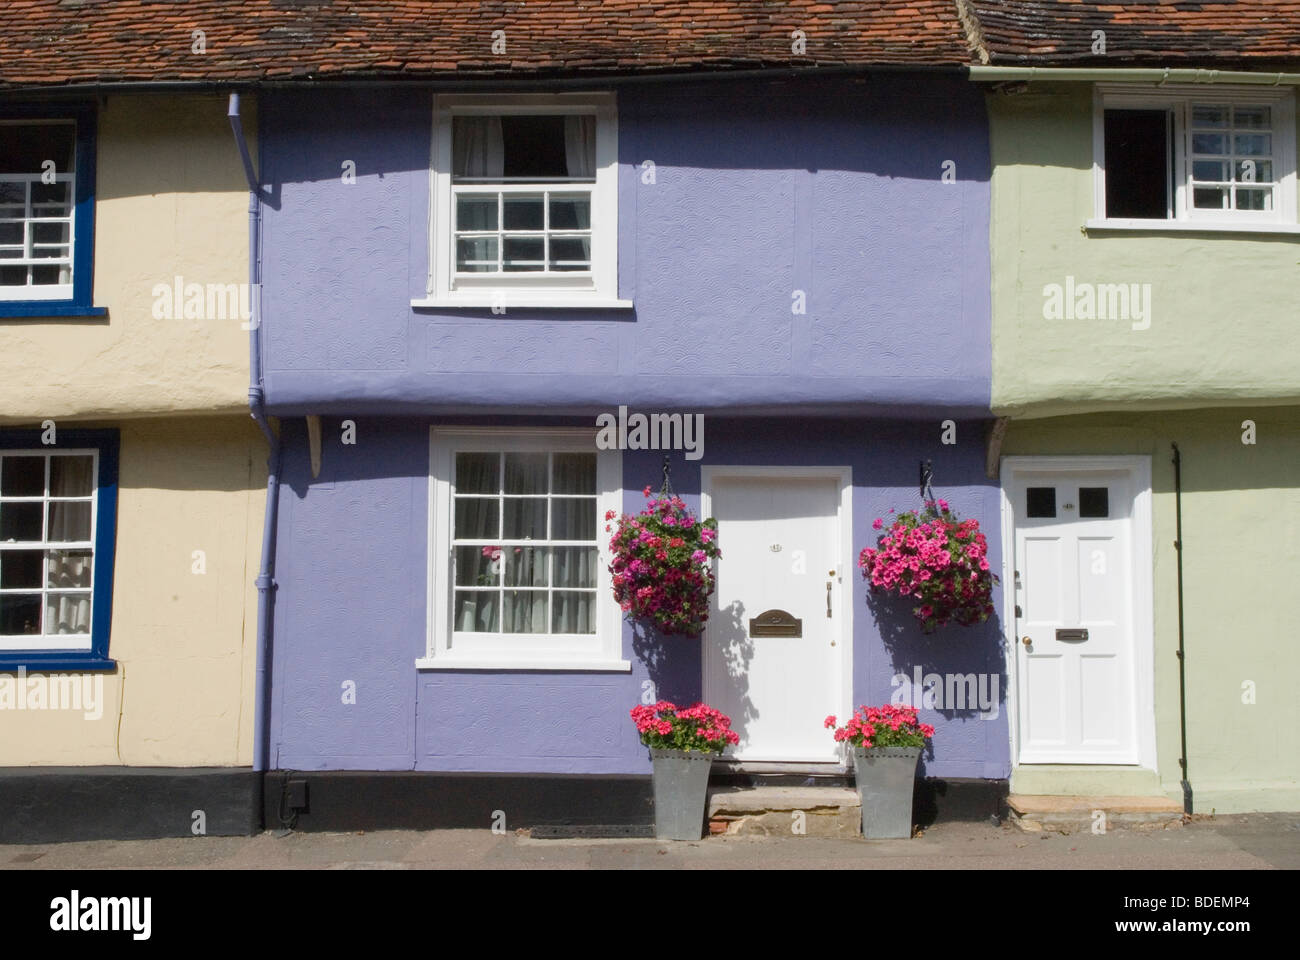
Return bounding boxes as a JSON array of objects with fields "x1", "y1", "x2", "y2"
[{"x1": 3, "y1": 812, "x2": 1298, "y2": 869}]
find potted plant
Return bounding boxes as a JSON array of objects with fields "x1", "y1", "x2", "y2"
[
  {"x1": 631, "y1": 700, "x2": 739, "y2": 840},
  {"x1": 606, "y1": 487, "x2": 720, "y2": 637},
  {"x1": 825, "y1": 705, "x2": 935, "y2": 839},
  {"x1": 858, "y1": 498, "x2": 997, "y2": 634}
]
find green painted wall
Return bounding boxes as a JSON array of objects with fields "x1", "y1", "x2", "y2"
[
  {"x1": 987, "y1": 83, "x2": 1300, "y2": 419},
  {"x1": 1003, "y1": 408, "x2": 1300, "y2": 813}
]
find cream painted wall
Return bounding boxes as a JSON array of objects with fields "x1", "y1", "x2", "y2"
[
  {"x1": 0, "y1": 416, "x2": 266, "y2": 766},
  {"x1": 0, "y1": 94, "x2": 254, "y2": 423},
  {"x1": 988, "y1": 83, "x2": 1300, "y2": 419},
  {"x1": 1003, "y1": 407, "x2": 1300, "y2": 813}
]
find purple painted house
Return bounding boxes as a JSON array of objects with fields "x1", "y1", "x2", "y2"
[{"x1": 253, "y1": 38, "x2": 1006, "y2": 826}]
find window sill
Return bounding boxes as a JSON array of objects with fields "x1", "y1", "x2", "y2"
[
  {"x1": 1085, "y1": 218, "x2": 1300, "y2": 236},
  {"x1": 0, "y1": 303, "x2": 108, "y2": 319},
  {"x1": 415, "y1": 656, "x2": 632, "y2": 672},
  {"x1": 0, "y1": 656, "x2": 116, "y2": 673},
  {"x1": 411, "y1": 295, "x2": 633, "y2": 310}
]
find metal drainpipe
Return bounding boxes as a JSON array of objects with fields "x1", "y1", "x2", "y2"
[
  {"x1": 228, "y1": 93, "x2": 281, "y2": 789},
  {"x1": 1172, "y1": 443, "x2": 1192, "y2": 814}
]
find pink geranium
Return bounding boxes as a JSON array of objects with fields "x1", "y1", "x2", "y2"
[
  {"x1": 630, "y1": 700, "x2": 740, "y2": 753},
  {"x1": 825, "y1": 704, "x2": 936, "y2": 749},
  {"x1": 858, "y1": 500, "x2": 998, "y2": 633}
]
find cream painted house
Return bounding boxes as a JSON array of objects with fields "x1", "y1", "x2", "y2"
[{"x1": 0, "y1": 94, "x2": 267, "y2": 839}]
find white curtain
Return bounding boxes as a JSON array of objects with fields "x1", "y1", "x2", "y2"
[
  {"x1": 453, "y1": 117, "x2": 504, "y2": 178},
  {"x1": 46, "y1": 455, "x2": 93, "y2": 635},
  {"x1": 564, "y1": 115, "x2": 596, "y2": 178}
]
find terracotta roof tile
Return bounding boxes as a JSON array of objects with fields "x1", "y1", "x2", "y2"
[{"x1": 0, "y1": 1, "x2": 969, "y2": 87}]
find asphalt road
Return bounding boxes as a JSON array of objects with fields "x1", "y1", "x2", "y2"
[{"x1": 3, "y1": 812, "x2": 1297, "y2": 869}]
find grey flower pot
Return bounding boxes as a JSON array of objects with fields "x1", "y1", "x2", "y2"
[
  {"x1": 649, "y1": 748, "x2": 714, "y2": 841},
  {"x1": 851, "y1": 745, "x2": 921, "y2": 839}
]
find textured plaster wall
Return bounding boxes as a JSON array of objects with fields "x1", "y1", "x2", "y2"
[
  {"x1": 259, "y1": 76, "x2": 992, "y2": 416},
  {"x1": 0, "y1": 94, "x2": 254, "y2": 423},
  {"x1": 1003, "y1": 407, "x2": 1300, "y2": 813},
  {"x1": 988, "y1": 83, "x2": 1300, "y2": 418},
  {"x1": 269, "y1": 416, "x2": 1009, "y2": 779},
  {"x1": 0, "y1": 417, "x2": 266, "y2": 766}
]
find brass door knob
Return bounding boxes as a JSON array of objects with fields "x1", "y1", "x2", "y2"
[{"x1": 1022, "y1": 636, "x2": 1032, "y2": 647}]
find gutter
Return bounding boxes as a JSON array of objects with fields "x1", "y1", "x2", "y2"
[
  {"x1": 228, "y1": 92, "x2": 280, "y2": 782},
  {"x1": 971, "y1": 66, "x2": 1300, "y2": 86}
]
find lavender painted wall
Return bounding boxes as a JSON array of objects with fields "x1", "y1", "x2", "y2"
[
  {"x1": 258, "y1": 75, "x2": 991, "y2": 417},
  {"x1": 269, "y1": 417, "x2": 1008, "y2": 779}
]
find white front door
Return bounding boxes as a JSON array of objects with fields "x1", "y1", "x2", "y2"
[
  {"x1": 702, "y1": 469, "x2": 849, "y2": 764},
  {"x1": 1008, "y1": 463, "x2": 1148, "y2": 764}
]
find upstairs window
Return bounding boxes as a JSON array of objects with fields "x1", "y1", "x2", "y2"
[
  {"x1": 420, "y1": 93, "x2": 624, "y2": 309},
  {"x1": 1094, "y1": 86, "x2": 1296, "y2": 230},
  {"x1": 0, "y1": 122, "x2": 76, "y2": 301}
]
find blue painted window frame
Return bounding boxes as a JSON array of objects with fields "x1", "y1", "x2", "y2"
[
  {"x1": 0, "y1": 102, "x2": 106, "y2": 319},
  {"x1": 0, "y1": 429, "x2": 118, "y2": 672}
]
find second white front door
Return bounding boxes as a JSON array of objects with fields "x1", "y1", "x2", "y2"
[
  {"x1": 1007, "y1": 462, "x2": 1149, "y2": 765},
  {"x1": 702, "y1": 469, "x2": 848, "y2": 764}
]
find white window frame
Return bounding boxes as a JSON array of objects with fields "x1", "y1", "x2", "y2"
[
  {"x1": 420, "y1": 426, "x2": 629, "y2": 671},
  {"x1": 413, "y1": 92, "x2": 630, "y2": 310},
  {"x1": 1089, "y1": 84, "x2": 1299, "y2": 234},
  {"x1": 0, "y1": 448, "x2": 98, "y2": 652},
  {"x1": 0, "y1": 119, "x2": 77, "y2": 302}
]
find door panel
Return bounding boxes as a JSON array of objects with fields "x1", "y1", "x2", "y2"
[{"x1": 703, "y1": 473, "x2": 842, "y2": 763}]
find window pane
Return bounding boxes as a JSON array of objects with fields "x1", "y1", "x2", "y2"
[
  {"x1": 499, "y1": 116, "x2": 568, "y2": 178},
  {"x1": 0, "y1": 502, "x2": 43, "y2": 541},
  {"x1": 456, "y1": 196, "x2": 497, "y2": 231},
  {"x1": 549, "y1": 237, "x2": 591, "y2": 272},
  {"x1": 454, "y1": 590, "x2": 499, "y2": 632},
  {"x1": 46, "y1": 548, "x2": 92, "y2": 588},
  {"x1": 502, "y1": 196, "x2": 544, "y2": 231},
  {"x1": 0, "y1": 266, "x2": 25, "y2": 286},
  {"x1": 1103, "y1": 110, "x2": 1170, "y2": 219},
  {"x1": 30, "y1": 181, "x2": 71, "y2": 209},
  {"x1": 552, "y1": 453, "x2": 596, "y2": 494},
  {"x1": 456, "y1": 236, "x2": 497, "y2": 273},
  {"x1": 502, "y1": 498, "x2": 546, "y2": 540},
  {"x1": 549, "y1": 196, "x2": 590, "y2": 230},
  {"x1": 1235, "y1": 187, "x2": 1271, "y2": 211},
  {"x1": 554, "y1": 546, "x2": 598, "y2": 588},
  {"x1": 2, "y1": 456, "x2": 45, "y2": 496},
  {"x1": 0, "y1": 182, "x2": 23, "y2": 204},
  {"x1": 1233, "y1": 133, "x2": 1270, "y2": 157},
  {"x1": 1193, "y1": 186, "x2": 1228, "y2": 209},
  {"x1": 32, "y1": 222, "x2": 70, "y2": 245},
  {"x1": 503, "y1": 452, "x2": 547, "y2": 494},
  {"x1": 1234, "y1": 106, "x2": 1270, "y2": 129},
  {"x1": 552, "y1": 591, "x2": 595, "y2": 634},
  {"x1": 0, "y1": 594, "x2": 41, "y2": 635},
  {"x1": 50, "y1": 455, "x2": 93, "y2": 497},
  {"x1": 1191, "y1": 133, "x2": 1226, "y2": 155},
  {"x1": 502, "y1": 237, "x2": 544, "y2": 271},
  {"x1": 0, "y1": 222, "x2": 22, "y2": 245},
  {"x1": 46, "y1": 592, "x2": 90, "y2": 634},
  {"x1": 454, "y1": 497, "x2": 499, "y2": 540},
  {"x1": 0, "y1": 549, "x2": 43, "y2": 588},
  {"x1": 455, "y1": 545, "x2": 500, "y2": 586},
  {"x1": 551, "y1": 498, "x2": 596, "y2": 540},
  {"x1": 1079, "y1": 487, "x2": 1109, "y2": 519},
  {"x1": 47, "y1": 501, "x2": 91, "y2": 542},
  {"x1": 455, "y1": 453, "x2": 499, "y2": 494},
  {"x1": 505, "y1": 546, "x2": 548, "y2": 587},
  {"x1": 1026, "y1": 487, "x2": 1055, "y2": 519},
  {"x1": 1, "y1": 123, "x2": 75, "y2": 174},
  {"x1": 503, "y1": 590, "x2": 547, "y2": 633},
  {"x1": 1191, "y1": 106, "x2": 1228, "y2": 128},
  {"x1": 1192, "y1": 160, "x2": 1227, "y2": 181},
  {"x1": 31, "y1": 265, "x2": 65, "y2": 285},
  {"x1": 1236, "y1": 159, "x2": 1272, "y2": 183}
]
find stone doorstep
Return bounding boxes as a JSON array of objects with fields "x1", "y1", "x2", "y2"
[
  {"x1": 1007, "y1": 794, "x2": 1184, "y2": 835},
  {"x1": 707, "y1": 786, "x2": 862, "y2": 838}
]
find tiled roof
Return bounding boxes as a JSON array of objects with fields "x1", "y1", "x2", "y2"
[
  {"x1": 966, "y1": 1, "x2": 1300, "y2": 67},
  {"x1": 0, "y1": 1, "x2": 970, "y2": 87}
]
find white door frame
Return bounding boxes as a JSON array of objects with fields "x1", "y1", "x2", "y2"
[
  {"x1": 700, "y1": 465, "x2": 854, "y2": 768},
  {"x1": 999, "y1": 455, "x2": 1157, "y2": 771}
]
